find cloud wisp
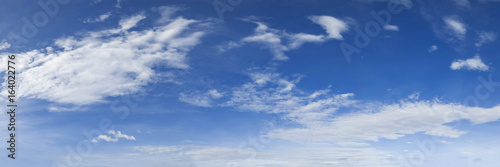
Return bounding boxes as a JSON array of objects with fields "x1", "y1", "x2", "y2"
[
  {"x1": 443, "y1": 16, "x2": 467, "y2": 40},
  {"x1": 83, "y1": 12, "x2": 112, "y2": 23},
  {"x1": 225, "y1": 16, "x2": 349, "y2": 60},
  {"x1": 0, "y1": 7, "x2": 211, "y2": 106},
  {"x1": 223, "y1": 71, "x2": 500, "y2": 145}
]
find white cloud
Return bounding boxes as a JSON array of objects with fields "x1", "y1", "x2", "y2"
[
  {"x1": 450, "y1": 55, "x2": 489, "y2": 71},
  {"x1": 443, "y1": 16, "x2": 467, "y2": 40},
  {"x1": 108, "y1": 130, "x2": 136, "y2": 140},
  {"x1": 236, "y1": 16, "x2": 347, "y2": 60},
  {"x1": 428, "y1": 45, "x2": 438, "y2": 53},
  {"x1": 424, "y1": 125, "x2": 466, "y2": 138},
  {"x1": 208, "y1": 89, "x2": 223, "y2": 98},
  {"x1": 119, "y1": 13, "x2": 146, "y2": 30},
  {"x1": 308, "y1": 88, "x2": 330, "y2": 99},
  {"x1": 0, "y1": 41, "x2": 10, "y2": 51},
  {"x1": 225, "y1": 71, "x2": 500, "y2": 145},
  {"x1": 250, "y1": 72, "x2": 277, "y2": 85},
  {"x1": 84, "y1": 12, "x2": 111, "y2": 23},
  {"x1": 0, "y1": 10, "x2": 209, "y2": 106},
  {"x1": 91, "y1": 130, "x2": 135, "y2": 143},
  {"x1": 241, "y1": 21, "x2": 290, "y2": 60},
  {"x1": 179, "y1": 93, "x2": 213, "y2": 107},
  {"x1": 48, "y1": 105, "x2": 86, "y2": 112},
  {"x1": 268, "y1": 99, "x2": 500, "y2": 143},
  {"x1": 288, "y1": 32, "x2": 325, "y2": 49},
  {"x1": 91, "y1": 135, "x2": 119, "y2": 143},
  {"x1": 384, "y1": 24, "x2": 399, "y2": 31},
  {"x1": 309, "y1": 15, "x2": 349, "y2": 40},
  {"x1": 475, "y1": 31, "x2": 497, "y2": 47},
  {"x1": 226, "y1": 71, "x2": 355, "y2": 126}
]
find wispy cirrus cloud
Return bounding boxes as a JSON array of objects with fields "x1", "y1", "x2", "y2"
[
  {"x1": 126, "y1": 145, "x2": 397, "y2": 166},
  {"x1": 179, "y1": 89, "x2": 223, "y2": 107},
  {"x1": 223, "y1": 15, "x2": 349, "y2": 60},
  {"x1": 61, "y1": 144, "x2": 397, "y2": 166},
  {"x1": 223, "y1": 70, "x2": 500, "y2": 145},
  {"x1": 0, "y1": 7, "x2": 210, "y2": 106},
  {"x1": 83, "y1": 12, "x2": 112, "y2": 23},
  {"x1": 443, "y1": 16, "x2": 467, "y2": 40},
  {"x1": 475, "y1": 31, "x2": 497, "y2": 47}
]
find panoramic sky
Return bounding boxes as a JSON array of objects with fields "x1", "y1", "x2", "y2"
[{"x1": 1, "y1": 0, "x2": 500, "y2": 166}]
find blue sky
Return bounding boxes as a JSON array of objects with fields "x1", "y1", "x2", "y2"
[{"x1": 1, "y1": 0, "x2": 500, "y2": 166}]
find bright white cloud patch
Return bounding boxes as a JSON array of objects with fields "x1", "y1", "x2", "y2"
[
  {"x1": 91, "y1": 130, "x2": 136, "y2": 143},
  {"x1": 208, "y1": 89, "x2": 223, "y2": 98},
  {"x1": 84, "y1": 12, "x2": 112, "y2": 23},
  {"x1": 309, "y1": 15, "x2": 349, "y2": 40},
  {"x1": 119, "y1": 14, "x2": 147, "y2": 30},
  {"x1": 443, "y1": 16, "x2": 467, "y2": 40},
  {"x1": 270, "y1": 100, "x2": 484, "y2": 142},
  {"x1": 91, "y1": 135, "x2": 118, "y2": 143},
  {"x1": 450, "y1": 55, "x2": 489, "y2": 71},
  {"x1": 235, "y1": 16, "x2": 347, "y2": 60},
  {"x1": 109, "y1": 130, "x2": 136, "y2": 140},
  {"x1": 0, "y1": 8, "x2": 209, "y2": 105},
  {"x1": 241, "y1": 21, "x2": 289, "y2": 60},
  {"x1": 288, "y1": 32, "x2": 326, "y2": 49},
  {"x1": 384, "y1": 24, "x2": 399, "y2": 31}
]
